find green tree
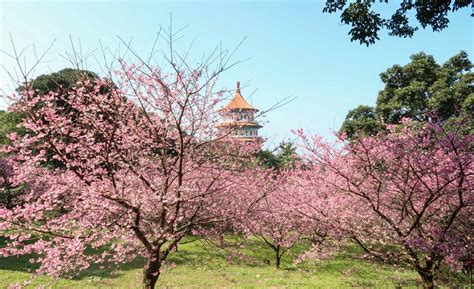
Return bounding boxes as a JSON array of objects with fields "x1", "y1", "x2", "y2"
[
  {"x1": 11, "y1": 68, "x2": 103, "y2": 168},
  {"x1": 256, "y1": 141, "x2": 299, "y2": 170},
  {"x1": 323, "y1": 0, "x2": 472, "y2": 46},
  {"x1": 18, "y1": 68, "x2": 99, "y2": 95},
  {"x1": 340, "y1": 51, "x2": 473, "y2": 139},
  {"x1": 1, "y1": 68, "x2": 99, "y2": 204},
  {"x1": 17, "y1": 68, "x2": 104, "y2": 118},
  {"x1": 0, "y1": 69, "x2": 106, "y2": 207},
  {"x1": 0, "y1": 111, "x2": 24, "y2": 147},
  {"x1": 0, "y1": 112, "x2": 25, "y2": 208},
  {"x1": 340, "y1": 105, "x2": 383, "y2": 138}
]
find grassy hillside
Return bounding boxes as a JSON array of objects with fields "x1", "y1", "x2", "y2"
[{"x1": 0, "y1": 237, "x2": 467, "y2": 288}]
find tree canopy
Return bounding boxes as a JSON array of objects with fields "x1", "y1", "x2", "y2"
[
  {"x1": 7, "y1": 68, "x2": 104, "y2": 168},
  {"x1": 340, "y1": 51, "x2": 473, "y2": 139},
  {"x1": 0, "y1": 69, "x2": 94, "y2": 147},
  {"x1": 339, "y1": 105, "x2": 383, "y2": 138},
  {"x1": 256, "y1": 141, "x2": 298, "y2": 170},
  {"x1": 18, "y1": 68, "x2": 100, "y2": 96},
  {"x1": 0, "y1": 111, "x2": 24, "y2": 147},
  {"x1": 323, "y1": 0, "x2": 472, "y2": 46}
]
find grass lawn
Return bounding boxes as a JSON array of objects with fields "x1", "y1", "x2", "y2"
[{"x1": 0, "y1": 237, "x2": 467, "y2": 288}]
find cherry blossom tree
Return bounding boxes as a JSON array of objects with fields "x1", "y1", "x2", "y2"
[
  {"x1": 0, "y1": 36, "x2": 270, "y2": 288},
  {"x1": 297, "y1": 119, "x2": 473, "y2": 288},
  {"x1": 238, "y1": 163, "x2": 344, "y2": 269},
  {"x1": 239, "y1": 171, "x2": 306, "y2": 269},
  {"x1": 288, "y1": 168, "x2": 349, "y2": 264}
]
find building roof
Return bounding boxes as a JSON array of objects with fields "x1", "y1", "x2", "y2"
[{"x1": 223, "y1": 81, "x2": 258, "y2": 111}]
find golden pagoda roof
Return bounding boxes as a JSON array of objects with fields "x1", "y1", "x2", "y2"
[{"x1": 223, "y1": 81, "x2": 258, "y2": 111}]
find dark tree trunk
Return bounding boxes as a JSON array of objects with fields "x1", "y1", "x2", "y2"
[
  {"x1": 418, "y1": 271, "x2": 434, "y2": 289},
  {"x1": 143, "y1": 256, "x2": 161, "y2": 289},
  {"x1": 275, "y1": 246, "x2": 281, "y2": 269}
]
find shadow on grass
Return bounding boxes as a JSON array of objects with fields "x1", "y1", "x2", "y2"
[
  {"x1": 74, "y1": 255, "x2": 145, "y2": 280},
  {"x1": 0, "y1": 237, "x2": 145, "y2": 280},
  {"x1": 0, "y1": 236, "x2": 252, "y2": 280},
  {"x1": 0, "y1": 252, "x2": 39, "y2": 272},
  {"x1": 0, "y1": 251, "x2": 146, "y2": 281},
  {"x1": 0, "y1": 237, "x2": 40, "y2": 273},
  {"x1": 0, "y1": 235, "x2": 304, "y2": 275}
]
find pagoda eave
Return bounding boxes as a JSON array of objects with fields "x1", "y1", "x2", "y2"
[
  {"x1": 216, "y1": 122, "x2": 262, "y2": 129},
  {"x1": 219, "y1": 107, "x2": 259, "y2": 113},
  {"x1": 233, "y1": 136, "x2": 264, "y2": 142}
]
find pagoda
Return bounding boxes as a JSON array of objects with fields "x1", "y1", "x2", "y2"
[{"x1": 217, "y1": 81, "x2": 262, "y2": 141}]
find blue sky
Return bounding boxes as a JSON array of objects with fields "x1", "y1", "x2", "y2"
[{"x1": 1, "y1": 1, "x2": 472, "y2": 147}]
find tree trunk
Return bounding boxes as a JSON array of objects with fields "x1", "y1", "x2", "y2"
[
  {"x1": 275, "y1": 246, "x2": 281, "y2": 269},
  {"x1": 143, "y1": 256, "x2": 161, "y2": 289},
  {"x1": 419, "y1": 272, "x2": 434, "y2": 289}
]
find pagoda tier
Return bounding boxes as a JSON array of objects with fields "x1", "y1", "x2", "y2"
[{"x1": 217, "y1": 81, "x2": 262, "y2": 140}]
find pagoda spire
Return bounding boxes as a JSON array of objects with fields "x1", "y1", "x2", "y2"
[
  {"x1": 223, "y1": 81, "x2": 256, "y2": 111},
  {"x1": 217, "y1": 80, "x2": 262, "y2": 141}
]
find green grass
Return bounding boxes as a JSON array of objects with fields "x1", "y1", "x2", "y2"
[{"x1": 0, "y1": 237, "x2": 464, "y2": 288}]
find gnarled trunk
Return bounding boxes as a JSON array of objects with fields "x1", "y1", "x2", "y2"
[{"x1": 143, "y1": 255, "x2": 161, "y2": 289}]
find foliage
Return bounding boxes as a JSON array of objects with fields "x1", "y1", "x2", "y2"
[
  {"x1": 339, "y1": 105, "x2": 383, "y2": 138},
  {"x1": 0, "y1": 158, "x2": 25, "y2": 210},
  {"x1": 299, "y1": 118, "x2": 473, "y2": 288},
  {"x1": 9, "y1": 68, "x2": 105, "y2": 169},
  {"x1": 323, "y1": 0, "x2": 472, "y2": 46},
  {"x1": 17, "y1": 68, "x2": 100, "y2": 96},
  {"x1": 256, "y1": 141, "x2": 299, "y2": 170},
  {"x1": 340, "y1": 51, "x2": 473, "y2": 139},
  {"x1": 0, "y1": 112, "x2": 26, "y2": 208},
  {"x1": 0, "y1": 111, "x2": 24, "y2": 147},
  {"x1": 0, "y1": 69, "x2": 97, "y2": 207}
]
